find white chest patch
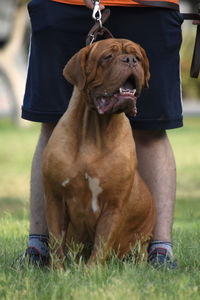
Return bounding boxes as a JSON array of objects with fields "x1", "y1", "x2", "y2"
[
  {"x1": 85, "y1": 173, "x2": 103, "y2": 213},
  {"x1": 62, "y1": 178, "x2": 70, "y2": 187}
]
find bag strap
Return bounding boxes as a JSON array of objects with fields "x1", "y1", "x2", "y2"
[
  {"x1": 182, "y1": 11, "x2": 200, "y2": 78},
  {"x1": 190, "y1": 25, "x2": 200, "y2": 78},
  {"x1": 132, "y1": 0, "x2": 179, "y2": 10}
]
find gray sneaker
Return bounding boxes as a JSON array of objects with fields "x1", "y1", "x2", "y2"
[
  {"x1": 12, "y1": 247, "x2": 49, "y2": 269},
  {"x1": 148, "y1": 248, "x2": 178, "y2": 270}
]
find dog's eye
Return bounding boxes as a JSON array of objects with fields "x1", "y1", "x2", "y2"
[
  {"x1": 103, "y1": 53, "x2": 114, "y2": 61},
  {"x1": 100, "y1": 53, "x2": 114, "y2": 65},
  {"x1": 136, "y1": 55, "x2": 141, "y2": 62}
]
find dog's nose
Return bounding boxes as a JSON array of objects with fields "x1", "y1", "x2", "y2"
[{"x1": 121, "y1": 55, "x2": 137, "y2": 67}]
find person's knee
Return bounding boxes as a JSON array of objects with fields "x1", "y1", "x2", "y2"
[
  {"x1": 39, "y1": 123, "x2": 57, "y2": 145},
  {"x1": 41, "y1": 123, "x2": 56, "y2": 137},
  {"x1": 132, "y1": 129, "x2": 167, "y2": 146}
]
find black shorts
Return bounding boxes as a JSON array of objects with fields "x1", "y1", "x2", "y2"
[{"x1": 22, "y1": 0, "x2": 184, "y2": 130}]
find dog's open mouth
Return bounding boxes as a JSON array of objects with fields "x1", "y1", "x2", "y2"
[{"x1": 93, "y1": 75, "x2": 138, "y2": 117}]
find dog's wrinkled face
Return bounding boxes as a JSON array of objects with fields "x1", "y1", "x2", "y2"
[{"x1": 63, "y1": 38, "x2": 150, "y2": 117}]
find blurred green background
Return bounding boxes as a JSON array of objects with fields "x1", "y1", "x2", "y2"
[{"x1": 1, "y1": 117, "x2": 200, "y2": 217}]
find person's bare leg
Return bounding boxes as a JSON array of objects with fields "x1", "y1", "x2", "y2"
[
  {"x1": 132, "y1": 129, "x2": 176, "y2": 242},
  {"x1": 29, "y1": 123, "x2": 56, "y2": 235}
]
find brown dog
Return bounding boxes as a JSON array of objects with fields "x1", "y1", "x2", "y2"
[{"x1": 42, "y1": 38, "x2": 156, "y2": 269}]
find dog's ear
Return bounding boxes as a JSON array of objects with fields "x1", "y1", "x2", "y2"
[
  {"x1": 139, "y1": 46, "x2": 150, "y2": 89},
  {"x1": 63, "y1": 45, "x2": 92, "y2": 90}
]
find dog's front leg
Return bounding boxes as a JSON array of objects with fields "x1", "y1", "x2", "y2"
[
  {"x1": 87, "y1": 208, "x2": 122, "y2": 267},
  {"x1": 45, "y1": 194, "x2": 68, "y2": 270}
]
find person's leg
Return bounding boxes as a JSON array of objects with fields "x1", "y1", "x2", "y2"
[
  {"x1": 133, "y1": 129, "x2": 176, "y2": 242},
  {"x1": 30, "y1": 123, "x2": 56, "y2": 235},
  {"x1": 133, "y1": 129, "x2": 177, "y2": 269},
  {"x1": 18, "y1": 123, "x2": 56, "y2": 267},
  {"x1": 18, "y1": 3, "x2": 95, "y2": 267}
]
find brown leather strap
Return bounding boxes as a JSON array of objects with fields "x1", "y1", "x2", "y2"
[
  {"x1": 190, "y1": 24, "x2": 200, "y2": 78},
  {"x1": 86, "y1": 25, "x2": 114, "y2": 46},
  {"x1": 182, "y1": 12, "x2": 200, "y2": 78},
  {"x1": 133, "y1": 0, "x2": 179, "y2": 10},
  {"x1": 86, "y1": 8, "x2": 114, "y2": 46},
  {"x1": 182, "y1": 13, "x2": 200, "y2": 21}
]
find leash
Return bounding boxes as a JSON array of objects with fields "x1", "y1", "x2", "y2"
[
  {"x1": 86, "y1": 1, "x2": 200, "y2": 78},
  {"x1": 86, "y1": 1, "x2": 113, "y2": 46}
]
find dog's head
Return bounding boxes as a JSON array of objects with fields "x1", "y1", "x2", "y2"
[{"x1": 63, "y1": 38, "x2": 150, "y2": 117}]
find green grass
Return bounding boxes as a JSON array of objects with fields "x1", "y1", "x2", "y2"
[{"x1": 0, "y1": 118, "x2": 200, "y2": 300}]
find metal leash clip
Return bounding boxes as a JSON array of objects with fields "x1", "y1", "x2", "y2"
[
  {"x1": 86, "y1": 4, "x2": 113, "y2": 46},
  {"x1": 92, "y1": 0, "x2": 102, "y2": 28}
]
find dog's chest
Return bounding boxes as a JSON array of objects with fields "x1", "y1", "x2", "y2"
[
  {"x1": 46, "y1": 123, "x2": 136, "y2": 233},
  {"x1": 54, "y1": 140, "x2": 134, "y2": 214},
  {"x1": 61, "y1": 169, "x2": 106, "y2": 237},
  {"x1": 62, "y1": 170, "x2": 103, "y2": 213}
]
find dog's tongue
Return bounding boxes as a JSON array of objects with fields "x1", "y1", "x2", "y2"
[
  {"x1": 95, "y1": 88, "x2": 137, "y2": 117},
  {"x1": 96, "y1": 97, "x2": 115, "y2": 114}
]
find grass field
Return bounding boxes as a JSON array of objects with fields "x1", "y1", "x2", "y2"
[{"x1": 0, "y1": 118, "x2": 200, "y2": 300}]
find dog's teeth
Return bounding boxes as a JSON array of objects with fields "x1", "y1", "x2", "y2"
[
  {"x1": 98, "y1": 107, "x2": 104, "y2": 114},
  {"x1": 119, "y1": 88, "x2": 128, "y2": 94},
  {"x1": 119, "y1": 88, "x2": 137, "y2": 95}
]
